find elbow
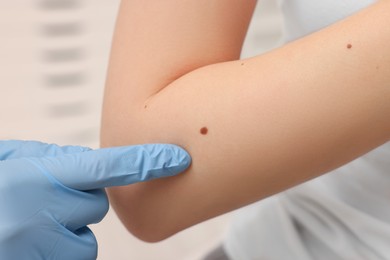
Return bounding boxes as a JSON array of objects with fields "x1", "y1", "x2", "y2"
[
  {"x1": 122, "y1": 220, "x2": 177, "y2": 243},
  {"x1": 107, "y1": 186, "x2": 184, "y2": 243},
  {"x1": 101, "y1": 99, "x2": 194, "y2": 243},
  {"x1": 116, "y1": 208, "x2": 179, "y2": 243}
]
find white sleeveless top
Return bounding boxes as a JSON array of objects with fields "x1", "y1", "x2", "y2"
[{"x1": 224, "y1": 1, "x2": 390, "y2": 259}]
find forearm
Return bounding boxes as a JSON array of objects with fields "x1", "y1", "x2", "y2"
[{"x1": 101, "y1": 1, "x2": 390, "y2": 242}]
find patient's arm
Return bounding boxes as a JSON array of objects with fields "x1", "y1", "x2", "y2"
[{"x1": 101, "y1": 0, "x2": 390, "y2": 242}]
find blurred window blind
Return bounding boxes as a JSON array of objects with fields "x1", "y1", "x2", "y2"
[{"x1": 0, "y1": 0, "x2": 120, "y2": 148}]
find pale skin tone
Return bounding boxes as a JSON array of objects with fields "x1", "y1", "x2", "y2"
[{"x1": 101, "y1": 0, "x2": 390, "y2": 242}]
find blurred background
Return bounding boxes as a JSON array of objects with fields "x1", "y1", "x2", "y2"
[{"x1": 0, "y1": 0, "x2": 283, "y2": 259}]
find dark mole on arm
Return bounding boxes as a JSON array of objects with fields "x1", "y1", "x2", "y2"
[
  {"x1": 347, "y1": 43, "x2": 352, "y2": 49},
  {"x1": 200, "y1": 127, "x2": 208, "y2": 135}
]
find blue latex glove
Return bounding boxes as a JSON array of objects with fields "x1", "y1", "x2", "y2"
[{"x1": 0, "y1": 140, "x2": 191, "y2": 260}]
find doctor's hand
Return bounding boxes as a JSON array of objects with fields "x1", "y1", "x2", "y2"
[{"x1": 0, "y1": 140, "x2": 191, "y2": 260}]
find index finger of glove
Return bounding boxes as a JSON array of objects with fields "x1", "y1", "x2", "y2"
[{"x1": 34, "y1": 144, "x2": 191, "y2": 190}]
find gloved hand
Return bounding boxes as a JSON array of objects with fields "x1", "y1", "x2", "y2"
[{"x1": 0, "y1": 140, "x2": 191, "y2": 260}]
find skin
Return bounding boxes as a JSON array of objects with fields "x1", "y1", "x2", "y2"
[{"x1": 101, "y1": 0, "x2": 390, "y2": 242}]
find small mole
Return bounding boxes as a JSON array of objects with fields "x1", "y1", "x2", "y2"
[
  {"x1": 200, "y1": 127, "x2": 208, "y2": 135},
  {"x1": 144, "y1": 105, "x2": 147, "y2": 109},
  {"x1": 347, "y1": 44, "x2": 352, "y2": 49},
  {"x1": 241, "y1": 63, "x2": 245, "y2": 66}
]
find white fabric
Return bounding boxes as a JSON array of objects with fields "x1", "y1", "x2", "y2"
[
  {"x1": 278, "y1": 0, "x2": 375, "y2": 42},
  {"x1": 225, "y1": 1, "x2": 390, "y2": 259}
]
